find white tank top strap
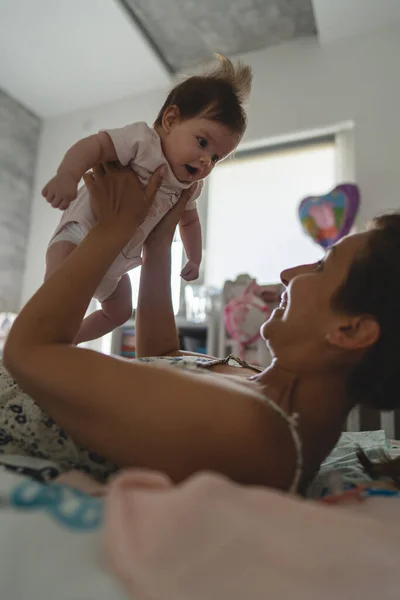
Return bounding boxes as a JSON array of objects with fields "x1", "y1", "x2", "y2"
[
  {"x1": 262, "y1": 397, "x2": 303, "y2": 493},
  {"x1": 136, "y1": 355, "x2": 303, "y2": 493},
  {"x1": 197, "y1": 354, "x2": 303, "y2": 493}
]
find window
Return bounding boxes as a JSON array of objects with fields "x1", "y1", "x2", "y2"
[
  {"x1": 205, "y1": 138, "x2": 337, "y2": 288},
  {"x1": 91, "y1": 230, "x2": 183, "y2": 354},
  {"x1": 128, "y1": 230, "x2": 183, "y2": 315}
]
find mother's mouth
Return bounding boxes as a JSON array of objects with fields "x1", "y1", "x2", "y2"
[{"x1": 279, "y1": 292, "x2": 288, "y2": 310}]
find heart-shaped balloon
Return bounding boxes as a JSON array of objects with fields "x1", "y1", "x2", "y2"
[{"x1": 299, "y1": 184, "x2": 360, "y2": 248}]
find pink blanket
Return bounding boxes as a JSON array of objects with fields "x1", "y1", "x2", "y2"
[{"x1": 104, "y1": 470, "x2": 400, "y2": 599}]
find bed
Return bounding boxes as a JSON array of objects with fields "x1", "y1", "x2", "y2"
[{"x1": 0, "y1": 434, "x2": 399, "y2": 600}]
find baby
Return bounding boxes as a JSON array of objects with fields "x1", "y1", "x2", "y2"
[{"x1": 42, "y1": 57, "x2": 252, "y2": 343}]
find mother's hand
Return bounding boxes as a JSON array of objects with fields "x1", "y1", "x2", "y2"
[
  {"x1": 144, "y1": 186, "x2": 193, "y2": 250},
  {"x1": 83, "y1": 162, "x2": 163, "y2": 239}
]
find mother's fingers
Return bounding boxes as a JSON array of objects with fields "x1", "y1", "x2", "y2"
[
  {"x1": 103, "y1": 161, "x2": 122, "y2": 173},
  {"x1": 177, "y1": 186, "x2": 193, "y2": 207},
  {"x1": 92, "y1": 164, "x2": 106, "y2": 180},
  {"x1": 160, "y1": 188, "x2": 193, "y2": 234},
  {"x1": 145, "y1": 166, "x2": 165, "y2": 203},
  {"x1": 169, "y1": 186, "x2": 192, "y2": 218},
  {"x1": 155, "y1": 186, "x2": 191, "y2": 232},
  {"x1": 83, "y1": 171, "x2": 96, "y2": 190}
]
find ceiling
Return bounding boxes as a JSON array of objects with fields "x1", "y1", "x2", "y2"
[
  {"x1": 0, "y1": 0, "x2": 171, "y2": 118},
  {"x1": 313, "y1": 0, "x2": 400, "y2": 45},
  {"x1": 121, "y1": 0, "x2": 317, "y2": 73},
  {"x1": 0, "y1": 0, "x2": 400, "y2": 119}
]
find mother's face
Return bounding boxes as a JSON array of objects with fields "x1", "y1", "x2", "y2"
[{"x1": 262, "y1": 231, "x2": 379, "y2": 370}]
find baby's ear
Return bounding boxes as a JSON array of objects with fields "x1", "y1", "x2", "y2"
[{"x1": 161, "y1": 105, "x2": 180, "y2": 132}]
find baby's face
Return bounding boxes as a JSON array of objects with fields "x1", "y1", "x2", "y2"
[{"x1": 162, "y1": 116, "x2": 240, "y2": 183}]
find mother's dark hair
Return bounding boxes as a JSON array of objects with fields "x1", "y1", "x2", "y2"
[
  {"x1": 332, "y1": 212, "x2": 400, "y2": 411},
  {"x1": 332, "y1": 213, "x2": 400, "y2": 487}
]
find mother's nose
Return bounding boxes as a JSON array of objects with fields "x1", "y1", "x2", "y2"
[{"x1": 280, "y1": 263, "x2": 313, "y2": 285}]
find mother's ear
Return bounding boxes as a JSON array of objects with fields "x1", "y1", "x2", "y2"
[{"x1": 326, "y1": 315, "x2": 380, "y2": 351}]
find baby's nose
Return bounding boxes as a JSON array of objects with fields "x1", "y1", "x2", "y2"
[{"x1": 200, "y1": 155, "x2": 211, "y2": 167}]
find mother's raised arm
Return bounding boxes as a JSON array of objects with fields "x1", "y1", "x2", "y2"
[
  {"x1": 4, "y1": 163, "x2": 160, "y2": 378},
  {"x1": 135, "y1": 186, "x2": 193, "y2": 357},
  {"x1": 0, "y1": 166, "x2": 278, "y2": 485}
]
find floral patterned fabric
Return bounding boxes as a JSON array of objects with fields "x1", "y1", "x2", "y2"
[{"x1": 0, "y1": 356, "x2": 213, "y2": 480}]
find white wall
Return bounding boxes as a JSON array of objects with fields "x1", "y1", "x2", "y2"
[{"x1": 22, "y1": 24, "x2": 400, "y2": 304}]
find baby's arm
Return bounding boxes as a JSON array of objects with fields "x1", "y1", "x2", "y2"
[
  {"x1": 42, "y1": 132, "x2": 117, "y2": 209},
  {"x1": 179, "y1": 208, "x2": 202, "y2": 282}
]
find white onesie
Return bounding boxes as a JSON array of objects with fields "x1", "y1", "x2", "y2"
[{"x1": 49, "y1": 122, "x2": 203, "y2": 302}]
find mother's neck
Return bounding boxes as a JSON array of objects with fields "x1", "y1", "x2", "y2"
[{"x1": 253, "y1": 358, "x2": 354, "y2": 420}]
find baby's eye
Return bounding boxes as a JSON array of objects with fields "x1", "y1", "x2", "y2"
[
  {"x1": 197, "y1": 137, "x2": 207, "y2": 148},
  {"x1": 211, "y1": 154, "x2": 219, "y2": 163}
]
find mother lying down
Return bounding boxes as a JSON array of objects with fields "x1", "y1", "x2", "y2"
[{"x1": 2, "y1": 163, "x2": 400, "y2": 493}]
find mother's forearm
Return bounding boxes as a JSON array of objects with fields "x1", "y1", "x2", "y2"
[
  {"x1": 4, "y1": 225, "x2": 127, "y2": 369},
  {"x1": 135, "y1": 244, "x2": 180, "y2": 357}
]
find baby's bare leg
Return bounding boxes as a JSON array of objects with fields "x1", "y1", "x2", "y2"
[{"x1": 74, "y1": 274, "x2": 133, "y2": 344}]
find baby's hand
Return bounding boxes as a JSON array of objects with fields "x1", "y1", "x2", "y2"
[
  {"x1": 42, "y1": 172, "x2": 78, "y2": 210},
  {"x1": 181, "y1": 260, "x2": 200, "y2": 282}
]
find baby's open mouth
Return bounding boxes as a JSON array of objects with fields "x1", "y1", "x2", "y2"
[{"x1": 185, "y1": 164, "x2": 198, "y2": 176}]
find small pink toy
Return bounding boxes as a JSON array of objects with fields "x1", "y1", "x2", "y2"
[{"x1": 224, "y1": 280, "x2": 270, "y2": 359}]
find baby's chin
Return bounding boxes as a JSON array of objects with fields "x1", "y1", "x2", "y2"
[{"x1": 169, "y1": 162, "x2": 188, "y2": 183}]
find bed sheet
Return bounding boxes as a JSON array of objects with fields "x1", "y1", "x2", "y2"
[
  {"x1": 0, "y1": 458, "x2": 128, "y2": 600},
  {"x1": 1, "y1": 438, "x2": 399, "y2": 600},
  {"x1": 308, "y1": 429, "x2": 400, "y2": 498}
]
